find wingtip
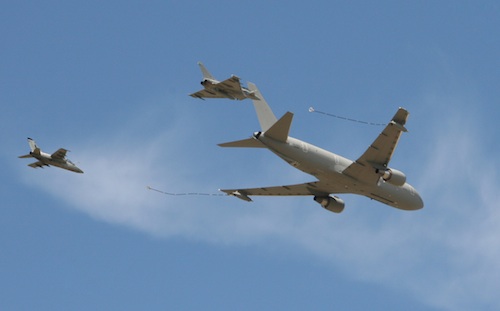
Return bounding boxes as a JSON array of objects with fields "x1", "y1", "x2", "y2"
[
  {"x1": 189, "y1": 93, "x2": 205, "y2": 100},
  {"x1": 227, "y1": 190, "x2": 253, "y2": 202}
]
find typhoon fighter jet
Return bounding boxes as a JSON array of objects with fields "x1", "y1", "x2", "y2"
[
  {"x1": 189, "y1": 62, "x2": 259, "y2": 100},
  {"x1": 19, "y1": 138, "x2": 83, "y2": 173},
  {"x1": 218, "y1": 83, "x2": 423, "y2": 213}
]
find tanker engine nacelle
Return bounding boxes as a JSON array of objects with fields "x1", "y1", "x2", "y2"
[
  {"x1": 377, "y1": 168, "x2": 407, "y2": 186},
  {"x1": 314, "y1": 196, "x2": 345, "y2": 213}
]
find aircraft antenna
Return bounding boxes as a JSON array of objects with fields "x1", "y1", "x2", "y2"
[{"x1": 309, "y1": 107, "x2": 386, "y2": 126}]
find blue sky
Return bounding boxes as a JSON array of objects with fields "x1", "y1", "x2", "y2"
[{"x1": 1, "y1": 1, "x2": 499, "y2": 310}]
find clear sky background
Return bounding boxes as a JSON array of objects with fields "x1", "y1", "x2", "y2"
[{"x1": 1, "y1": 1, "x2": 499, "y2": 310}]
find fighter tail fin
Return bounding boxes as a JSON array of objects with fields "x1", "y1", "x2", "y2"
[
  {"x1": 198, "y1": 62, "x2": 215, "y2": 80},
  {"x1": 247, "y1": 82, "x2": 277, "y2": 132},
  {"x1": 27, "y1": 138, "x2": 39, "y2": 152},
  {"x1": 19, "y1": 138, "x2": 41, "y2": 158}
]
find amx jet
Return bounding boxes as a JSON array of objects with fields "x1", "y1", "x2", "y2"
[
  {"x1": 19, "y1": 138, "x2": 83, "y2": 173},
  {"x1": 189, "y1": 62, "x2": 259, "y2": 100},
  {"x1": 219, "y1": 83, "x2": 423, "y2": 213}
]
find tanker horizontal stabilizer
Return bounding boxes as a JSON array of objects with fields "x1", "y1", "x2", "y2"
[{"x1": 218, "y1": 137, "x2": 265, "y2": 148}]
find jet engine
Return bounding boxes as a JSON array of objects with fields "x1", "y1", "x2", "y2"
[
  {"x1": 377, "y1": 168, "x2": 406, "y2": 186},
  {"x1": 201, "y1": 79, "x2": 212, "y2": 86},
  {"x1": 314, "y1": 196, "x2": 345, "y2": 213}
]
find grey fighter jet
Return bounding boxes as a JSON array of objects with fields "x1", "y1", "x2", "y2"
[
  {"x1": 19, "y1": 138, "x2": 83, "y2": 173},
  {"x1": 189, "y1": 62, "x2": 259, "y2": 100},
  {"x1": 219, "y1": 83, "x2": 423, "y2": 213}
]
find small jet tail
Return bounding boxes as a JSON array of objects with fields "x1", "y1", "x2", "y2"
[
  {"x1": 27, "y1": 138, "x2": 39, "y2": 152},
  {"x1": 198, "y1": 62, "x2": 215, "y2": 81},
  {"x1": 19, "y1": 137, "x2": 41, "y2": 158}
]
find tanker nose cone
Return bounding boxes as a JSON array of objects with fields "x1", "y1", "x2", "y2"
[{"x1": 407, "y1": 191, "x2": 424, "y2": 210}]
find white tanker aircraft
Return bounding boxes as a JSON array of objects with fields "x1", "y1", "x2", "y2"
[{"x1": 219, "y1": 83, "x2": 423, "y2": 213}]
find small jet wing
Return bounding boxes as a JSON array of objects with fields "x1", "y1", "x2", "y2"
[
  {"x1": 343, "y1": 108, "x2": 409, "y2": 183},
  {"x1": 220, "y1": 181, "x2": 347, "y2": 202},
  {"x1": 51, "y1": 148, "x2": 68, "y2": 160},
  {"x1": 28, "y1": 161, "x2": 48, "y2": 168},
  {"x1": 190, "y1": 88, "x2": 222, "y2": 99},
  {"x1": 216, "y1": 76, "x2": 242, "y2": 92}
]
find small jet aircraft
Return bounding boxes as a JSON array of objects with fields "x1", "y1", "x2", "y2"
[
  {"x1": 19, "y1": 138, "x2": 84, "y2": 173},
  {"x1": 189, "y1": 62, "x2": 259, "y2": 100},
  {"x1": 218, "y1": 83, "x2": 423, "y2": 213}
]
